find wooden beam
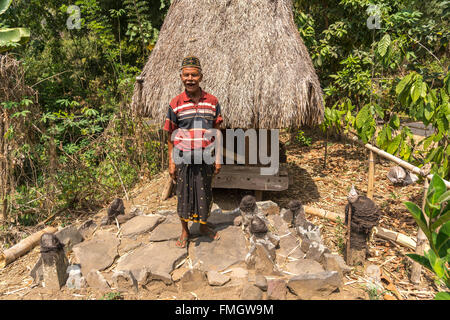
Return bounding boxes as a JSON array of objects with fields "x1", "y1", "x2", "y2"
[
  {"x1": 0, "y1": 226, "x2": 58, "y2": 268},
  {"x1": 367, "y1": 150, "x2": 375, "y2": 199},
  {"x1": 346, "y1": 133, "x2": 450, "y2": 188},
  {"x1": 303, "y1": 206, "x2": 419, "y2": 250}
]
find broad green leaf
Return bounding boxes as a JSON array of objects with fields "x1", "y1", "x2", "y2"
[
  {"x1": 428, "y1": 174, "x2": 447, "y2": 205},
  {"x1": 0, "y1": 0, "x2": 12, "y2": 15},
  {"x1": 406, "y1": 253, "x2": 432, "y2": 271},
  {"x1": 435, "y1": 292, "x2": 450, "y2": 300},
  {"x1": 355, "y1": 105, "x2": 370, "y2": 129},
  {"x1": 396, "y1": 73, "x2": 414, "y2": 95},
  {"x1": 390, "y1": 114, "x2": 400, "y2": 129},
  {"x1": 438, "y1": 190, "x2": 450, "y2": 204},
  {"x1": 404, "y1": 201, "x2": 431, "y2": 240},
  {"x1": 445, "y1": 74, "x2": 450, "y2": 95},
  {"x1": 377, "y1": 34, "x2": 391, "y2": 57},
  {"x1": 425, "y1": 250, "x2": 446, "y2": 278},
  {"x1": 424, "y1": 104, "x2": 433, "y2": 121},
  {"x1": 387, "y1": 134, "x2": 402, "y2": 155},
  {"x1": 435, "y1": 221, "x2": 450, "y2": 256},
  {"x1": 411, "y1": 79, "x2": 422, "y2": 103},
  {"x1": 0, "y1": 28, "x2": 30, "y2": 50},
  {"x1": 420, "y1": 81, "x2": 428, "y2": 98}
]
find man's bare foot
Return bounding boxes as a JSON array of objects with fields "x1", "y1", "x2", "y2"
[{"x1": 176, "y1": 230, "x2": 190, "y2": 248}]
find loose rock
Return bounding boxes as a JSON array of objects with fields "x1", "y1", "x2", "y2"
[
  {"x1": 207, "y1": 270, "x2": 231, "y2": 286},
  {"x1": 304, "y1": 241, "x2": 330, "y2": 263},
  {"x1": 86, "y1": 270, "x2": 110, "y2": 291},
  {"x1": 323, "y1": 253, "x2": 352, "y2": 276},
  {"x1": 285, "y1": 259, "x2": 324, "y2": 276},
  {"x1": 257, "y1": 201, "x2": 280, "y2": 216},
  {"x1": 55, "y1": 225, "x2": 83, "y2": 252},
  {"x1": 287, "y1": 271, "x2": 342, "y2": 300},
  {"x1": 180, "y1": 269, "x2": 207, "y2": 292},
  {"x1": 112, "y1": 270, "x2": 138, "y2": 293},
  {"x1": 254, "y1": 275, "x2": 268, "y2": 291},
  {"x1": 66, "y1": 265, "x2": 87, "y2": 289},
  {"x1": 241, "y1": 283, "x2": 263, "y2": 300},
  {"x1": 267, "y1": 279, "x2": 287, "y2": 300},
  {"x1": 72, "y1": 231, "x2": 119, "y2": 275}
]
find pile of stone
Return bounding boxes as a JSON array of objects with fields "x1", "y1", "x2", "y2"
[{"x1": 29, "y1": 197, "x2": 352, "y2": 300}]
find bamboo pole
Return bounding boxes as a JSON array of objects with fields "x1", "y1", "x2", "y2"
[
  {"x1": 0, "y1": 226, "x2": 57, "y2": 268},
  {"x1": 303, "y1": 206, "x2": 419, "y2": 250},
  {"x1": 346, "y1": 134, "x2": 450, "y2": 188},
  {"x1": 410, "y1": 178, "x2": 429, "y2": 284},
  {"x1": 367, "y1": 150, "x2": 375, "y2": 199}
]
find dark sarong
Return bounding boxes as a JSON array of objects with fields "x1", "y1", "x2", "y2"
[{"x1": 176, "y1": 160, "x2": 214, "y2": 225}]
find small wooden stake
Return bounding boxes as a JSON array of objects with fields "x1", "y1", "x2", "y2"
[
  {"x1": 345, "y1": 204, "x2": 352, "y2": 265},
  {"x1": 410, "y1": 178, "x2": 429, "y2": 284},
  {"x1": 367, "y1": 150, "x2": 375, "y2": 199}
]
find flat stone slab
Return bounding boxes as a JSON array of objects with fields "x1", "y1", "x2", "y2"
[
  {"x1": 207, "y1": 271, "x2": 231, "y2": 286},
  {"x1": 148, "y1": 214, "x2": 180, "y2": 242},
  {"x1": 55, "y1": 225, "x2": 84, "y2": 251},
  {"x1": 121, "y1": 215, "x2": 165, "y2": 237},
  {"x1": 257, "y1": 201, "x2": 280, "y2": 216},
  {"x1": 268, "y1": 214, "x2": 290, "y2": 235},
  {"x1": 115, "y1": 240, "x2": 187, "y2": 281},
  {"x1": 207, "y1": 208, "x2": 241, "y2": 226},
  {"x1": 72, "y1": 231, "x2": 119, "y2": 275},
  {"x1": 190, "y1": 226, "x2": 247, "y2": 272},
  {"x1": 277, "y1": 233, "x2": 304, "y2": 259},
  {"x1": 285, "y1": 259, "x2": 324, "y2": 275},
  {"x1": 287, "y1": 271, "x2": 342, "y2": 300}
]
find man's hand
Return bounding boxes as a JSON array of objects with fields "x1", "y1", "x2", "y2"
[
  {"x1": 214, "y1": 162, "x2": 222, "y2": 175},
  {"x1": 169, "y1": 162, "x2": 177, "y2": 181}
]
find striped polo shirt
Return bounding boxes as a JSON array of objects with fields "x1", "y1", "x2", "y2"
[{"x1": 163, "y1": 89, "x2": 223, "y2": 151}]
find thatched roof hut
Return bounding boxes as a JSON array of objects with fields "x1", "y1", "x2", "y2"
[{"x1": 131, "y1": 0, "x2": 324, "y2": 129}]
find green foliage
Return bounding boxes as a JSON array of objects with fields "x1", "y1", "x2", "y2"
[
  {"x1": 404, "y1": 174, "x2": 450, "y2": 299},
  {"x1": 320, "y1": 98, "x2": 355, "y2": 137},
  {"x1": 100, "y1": 291, "x2": 123, "y2": 300},
  {"x1": 295, "y1": 130, "x2": 312, "y2": 146},
  {"x1": 0, "y1": 0, "x2": 30, "y2": 51},
  {"x1": 294, "y1": 0, "x2": 449, "y2": 180},
  {"x1": 395, "y1": 71, "x2": 449, "y2": 178}
]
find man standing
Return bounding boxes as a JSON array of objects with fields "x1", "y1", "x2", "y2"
[{"x1": 163, "y1": 56, "x2": 223, "y2": 248}]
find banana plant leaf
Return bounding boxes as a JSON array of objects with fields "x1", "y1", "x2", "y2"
[
  {"x1": 0, "y1": 0, "x2": 12, "y2": 15},
  {"x1": 0, "y1": 28, "x2": 30, "y2": 51}
]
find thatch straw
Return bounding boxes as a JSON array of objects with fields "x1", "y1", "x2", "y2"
[{"x1": 131, "y1": 0, "x2": 324, "y2": 129}]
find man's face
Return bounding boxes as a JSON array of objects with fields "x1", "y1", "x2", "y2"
[{"x1": 181, "y1": 67, "x2": 202, "y2": 94}]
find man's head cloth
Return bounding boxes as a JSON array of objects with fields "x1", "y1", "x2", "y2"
[{"x1": 181, "y1": 56, "x2": 202, "y2": 71}]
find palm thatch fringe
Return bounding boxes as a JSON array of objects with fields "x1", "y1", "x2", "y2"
[{"x1": 131, "y1": 0, "x2": 324, "y2": 129}]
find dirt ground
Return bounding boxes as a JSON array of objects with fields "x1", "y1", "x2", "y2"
[{"x1": 0, "y1": 128, "x2": 443, "y2": 300}]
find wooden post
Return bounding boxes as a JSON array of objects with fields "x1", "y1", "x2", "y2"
[
  {"x1": 410, "y1": 178, "x2": 429, "y2": 284},
  {"x1": 0, "y1": 226, "x2": 58, "y2": 268},
  {"x1": 345, "y1": 204, "x2": 352, "y2": 265},
  {"x1": 161, "y1": 173, "x2": 174, "y2": 201},
  {"x1": 255, "y1": 190, "x2": 263, "y2": 201},
  {"x1": 367, "y1": 150, "x2": 375, "y2": 199}
]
